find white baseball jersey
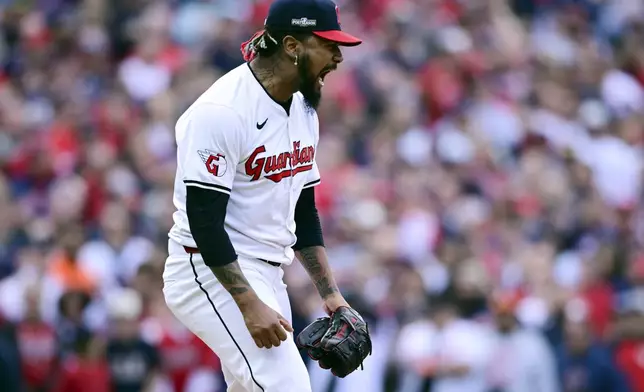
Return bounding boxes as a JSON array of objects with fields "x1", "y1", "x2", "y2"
[{"x1": 169, "y1": 63, "x2": 321, "y2": 265}]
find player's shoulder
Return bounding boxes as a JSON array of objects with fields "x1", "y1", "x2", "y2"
[
  {"x1": 179, "y1": 64, "x2": 258, "y2": 121},
  {"x1": 199, "y1": 64, "x2": 255, "y2": 107}
]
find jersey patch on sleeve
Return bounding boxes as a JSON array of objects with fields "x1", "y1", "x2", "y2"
[{"x1": 198, "y1": 150, "x2": 228, "y2": 178}]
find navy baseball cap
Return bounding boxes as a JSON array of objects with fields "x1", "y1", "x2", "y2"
[{"x1": 265, "y1": 0, "x2": 362, "y2": 46}]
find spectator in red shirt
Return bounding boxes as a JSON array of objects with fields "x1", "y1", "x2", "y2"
[
  {"x1": 615, "y1": 339, "x2": 644, "y2": 392},
  {"x1": 578, "y1": 251, "x2": 615, "y2": 339},
  {"x1": 16, "y1": 286, "x2": 58, "y2": 392},
  {"x1": 52, "y1": 332, "x2": 110, "y2": 392},
  {"x1": 612, "y1": 256, "x2": 644, "y2": 391},
  {"x1": 142, "y1": 297, "x2": 222, "y2": 392}
]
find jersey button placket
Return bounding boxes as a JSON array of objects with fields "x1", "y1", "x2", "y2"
[{"x1": 286, "y1": 116, "x2": 296, "y2": 257}]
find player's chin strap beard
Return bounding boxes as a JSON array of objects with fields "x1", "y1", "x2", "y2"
[{"x1": 293, "y1": 53, "x2": 322, "y2": 111}]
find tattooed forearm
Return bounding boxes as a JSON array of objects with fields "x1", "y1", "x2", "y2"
[
  {"x1": 296, "y1": 246, "x2": 339, "y2": 299},
  {"x1": 209, "y1": 262, "x2": 253, "y2": 301}
]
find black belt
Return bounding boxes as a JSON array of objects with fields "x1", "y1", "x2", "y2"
[{"x1": 183, "y1": 246, "x2": 281, "y2": 268}]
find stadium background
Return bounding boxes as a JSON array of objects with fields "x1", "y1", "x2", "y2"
[{"x1": 0, "y1": 0, "x2": 644, "y2": 391}]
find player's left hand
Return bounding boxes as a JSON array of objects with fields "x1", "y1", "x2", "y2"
[
  {"x1": 295, "y1": 306, "x2": 372, "y2": 378},
  {"x1": 322, "y1": 293, "x2": 350, "y2": 316}
]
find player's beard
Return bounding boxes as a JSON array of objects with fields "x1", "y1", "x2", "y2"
[{"x1": 297, "y1": 53, "x2": 322, "y2": 112}]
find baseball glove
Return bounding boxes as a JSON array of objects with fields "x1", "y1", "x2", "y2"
[{"x1": 295, "y1": 306, "x2": 372, "y2": 378}]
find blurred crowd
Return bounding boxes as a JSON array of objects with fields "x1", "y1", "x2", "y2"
[{"x1": 0, "y1": 0, "x2": 644, "y2": 391}]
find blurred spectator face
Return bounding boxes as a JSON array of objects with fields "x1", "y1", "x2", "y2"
[
  {"x1": 58, "y1": 226, "x2": 85, "y2": 259},
  {"x1": 50, "y1": 176, "x2": 88, "y2": 223},
  {"x1": 59, "y1": 291, "x2": 89, "y2": 323},
  {"x1": 455, "y1": 261, "x2": 488, "y2": 296},
  {"x1": 147, "y1": 91, "x2": 175, "y2": 123},
  {"x1": 104, "y1": 93, "x2": 133, "y2": 128},
  {"x1": 432, "y1": 301, "x2": 459, "y2": 329},
  {"x1": 132, "y1": 263, "x2": 162, "y2": 300},
  {"x1": 436, "y1": 238, "x2": 469, "y2": 268},
  {"x1": 495, "y1": 312, "x2": 517, "y2": 334},
  {"x1": 491, "y1": 292, "x2": 520, "y2": 333},
  {"x1": 627, "y1": 256, "x2": 644, "y2": 284},
  {"x1": 538, "y1": 80, "x2": 578, "y2": 117},
  {"x1": 618, "y1": 116, "x2": 643, "y2": 145},
  {"x1": 137, "y1": 31, "x2": 166, "y2": 63},
  {"x1": 107, "y1": 288, "x2": 142, "y2": 340},
  {"x1": 112, "y1": 318, "x2": 140, "y2": 341},
  {"x1": 100, "y1": 202, "x2": 131, "y2": 238},
  {"x1": 454, "y1": 261, "x2": 489, "y2": 316},
  {"x1": 565, "y1": 321, "x2": 591, "y2": 356},
  {"x1": 24, "y1": 286, "x2": 41, "y2": 321}
]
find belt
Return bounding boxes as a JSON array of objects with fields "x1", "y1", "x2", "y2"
[{"x1": 183, "y1": 246, "x2": 281, "y2": 268}]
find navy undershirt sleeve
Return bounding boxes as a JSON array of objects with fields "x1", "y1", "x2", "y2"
[
  {"x1": 186, "y1": 186, "x2": 237, "y2": 267},
  {"x1": 293, "y1": 187, "x2": 324, "y2": 250}
]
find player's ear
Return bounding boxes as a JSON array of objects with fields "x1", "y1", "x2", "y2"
[{"x1": 282, "y1": 35, "x2": 302, "y2": 62}]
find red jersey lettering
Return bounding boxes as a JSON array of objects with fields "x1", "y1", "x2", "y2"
[{"x1": 245, "y1": 141, "x2": 315, "y2": 183}]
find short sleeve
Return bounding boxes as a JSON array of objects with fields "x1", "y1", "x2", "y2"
[
  {"x1": 303, "y1": 161, "x2": 321, "y2": 189},
  {"x1": 177, "y1": 103, "x2": 245, "y2": 195},
  {"x1": 303, "y1": 112, "x2": 321, "y2": 189}
]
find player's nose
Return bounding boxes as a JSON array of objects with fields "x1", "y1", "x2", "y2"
[{"x1": 332, "y1": 47, "x2": 343, "y2": 65}]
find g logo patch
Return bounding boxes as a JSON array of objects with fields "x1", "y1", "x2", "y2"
[{"x1": 198, "y1": 150, "x2": 227, "y2": 177}]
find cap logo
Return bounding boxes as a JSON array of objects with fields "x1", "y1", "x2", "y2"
[
  {"x1": 335, "y1": 5, "x2": 341, "y2": 24},
  {"x1": 291, "y1": 17, "x2": 317, "y2": 27}
]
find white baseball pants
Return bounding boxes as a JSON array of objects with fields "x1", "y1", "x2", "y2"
[{"x1": 162, "y1": 239, "x2": 313, "y2": 392}]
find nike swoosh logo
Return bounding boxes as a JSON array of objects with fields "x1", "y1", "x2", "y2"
[{"x1": 257, "y1": 118, "x2": 268, "y2": 130}]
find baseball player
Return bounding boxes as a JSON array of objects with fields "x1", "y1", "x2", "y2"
[{"x1": 162, "y1": 0, "x2": 365, "y2": 391}]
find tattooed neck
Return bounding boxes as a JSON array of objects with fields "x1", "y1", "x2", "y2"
[
  {"x1": 250, "y1": 58, "x2": 294, "y2": 102},
  {"x1": 252, "y1": 65, "x2": 277, "y2": 92}
]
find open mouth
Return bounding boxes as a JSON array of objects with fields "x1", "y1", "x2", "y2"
[{"x1": 318, "y1": 68, "x2": 335, "y2": 87}]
